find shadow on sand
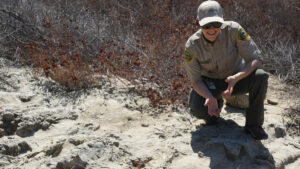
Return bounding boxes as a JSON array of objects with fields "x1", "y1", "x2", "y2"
[{"x1": 191, "y1": 119, "x2": 275, "y2": 169}]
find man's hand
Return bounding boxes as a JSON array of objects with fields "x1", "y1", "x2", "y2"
[
  {"x1": 222, "y1": 75, "x2": 238, "y2": 98},
  {"x1": 222, "y1": 59, "x2": 261, "y2": 98},
  {"x1": 204, "y1": 97, "x2": 221, "y2": 117}
]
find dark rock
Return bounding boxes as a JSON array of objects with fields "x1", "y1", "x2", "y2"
[
  {"x1": 141, "y1": 123, "x2": 149, "y2": 127},
  {"x1": 69, "y1": 138, "x2": 84, "y2": 146},
  {"x1": 267, "y1": 99, "x2": 278, "y2": 105},
  {"x1": 0, "y1": 129, "x2": 5, "y2": 137},
  {"x1": 45, "y1": 143, "x2": 64, "y2": 157},
  {"x1": 27, "y1": 152, "x2": 40, "y2": 159},
  {"x1": 274, "y1": 125, "x2": 286, "y2": 138},
  {"x1": 0, "y1": 112, "x2": 20, "y2": 136},
  {"x1": 18, "y1": 141, "x2": 32, "y2": 154},
  {"x1": 5, "y1": 121, "x2": 19, "y2": 135},
  {"x1": 18, "y1": 94, "x2": 35, "y2": 102},
  {"x1": 56, "y1": 155, "x2": 88, "y2": 169},
  {"x1": 268, "y1": 123, "x2": 275, "y2": 127},
  {"x1": 113, "y1": 142, "x2": 119, "y2": 147},
  {"x1": 41, "y1": 121, "x2": 51, "y2": 130},
  {"x1": 131, "y1": 157, "x2": 152, "y2": 168},
  {"x1": 16, "y1": 122, "x2": 41, "y2": 137},
  {"x1": 3, "y1": 113, "x2": 15, "y2": 122},
  {"x1": 69, "y1": 113, "x2": 78, "y2": 120},
  {"x1": 93, "y1": 125, "x2": 100, "y2": 131},
  {"x1": 223, "y1": 142, "x2": 241, "y2": 160},
  {"x1": 84, "y1": 123, "x2": 93, "y2": 127},
  {"x1": 198, "y1": 152, "x2": 204, "y2": 158},
  {"x1": 159, "y1": 134, "x2": 166, "y2": 139},
  {"x1": 10, "y1": 110, "x2": 76, "y2": 137},
  {"x1": 0, "y1": 141, "x2": 32, "y2": 156}
]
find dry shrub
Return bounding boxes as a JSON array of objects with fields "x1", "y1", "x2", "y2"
[
  {"x1": 0, "y1": 0, "x2": 299, "y2": 106},
  {"x1": 285, "y1": 105, "x2": 300, "y2": 136},
  {"x1": 17, "y1": 1, "x2": 96, "y2": 91},
  {"x1": 90, "y1": 0, "x2": 198, "y2": 105},
  {"x1": 219, "y1": 0, "x2": 300, "y2": 85},
  {"x1": 22, "y1": 42, "x2": 94, "y2": 91},
  {"x1": 12, "y1": 0, "x2": 198, "y2": 105}
]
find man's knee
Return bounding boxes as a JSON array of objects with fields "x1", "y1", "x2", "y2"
[
  {"x1": 189, "y1": 90, "x2": 208, "y2": 119},
  {"x1": 189, "y1": 90, "x2": 223, "y2": 120},
  {"x1": 189, "y1": 98, "x2": 208, "y2": 119},
  {"x1": 190, "y1": 108, "x2": 208, "y2": 119},
  {"x1": 255, "y1": 69, "x2": 269, "y2": 83}
]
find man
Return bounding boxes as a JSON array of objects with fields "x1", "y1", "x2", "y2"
[{"x1": 184, "y1": 0, "x2": 269, "y2": 140}]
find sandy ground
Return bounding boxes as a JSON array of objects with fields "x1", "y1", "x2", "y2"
[{"x1": 0, "y1": 58, "x2": 300, "y2": 169}]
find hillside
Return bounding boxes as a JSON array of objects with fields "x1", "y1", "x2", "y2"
[
  {"x1": 0, "y1": 0, "x2": 299, "y2": 168},
  {"x1": 0, "y1": 58, "x2": 299, "y2": 169}
]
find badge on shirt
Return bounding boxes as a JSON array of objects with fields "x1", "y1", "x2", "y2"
[
  {"x1": 184, "y1": 49, "x2": 193, "y2": 63},
  {"x1": 237, "y1": 28, "x2": 250, "y2": 41}
]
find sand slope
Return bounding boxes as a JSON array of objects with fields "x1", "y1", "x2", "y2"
[{"x1": 0, "y1": 58, "x2": 299, "y2": 169}]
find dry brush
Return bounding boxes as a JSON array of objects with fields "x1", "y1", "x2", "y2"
[{"x1": 0, "y1": 0, "x2": 299, "y2": 109}]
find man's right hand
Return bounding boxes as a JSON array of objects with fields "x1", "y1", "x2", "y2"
[{"x1": 204, "y1": 97, "x2": 220, "y2": 117}]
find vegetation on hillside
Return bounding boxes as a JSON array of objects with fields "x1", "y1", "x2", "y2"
[{"x1": 0, "y1": 0, "x2": 299, "y2": 134}]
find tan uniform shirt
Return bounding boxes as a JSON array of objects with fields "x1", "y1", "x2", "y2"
[{"x1": 184, "y1": 21, "x2": 262, "y2": 82}]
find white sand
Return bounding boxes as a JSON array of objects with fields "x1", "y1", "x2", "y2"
[{"x1": 0, "y1": 58, "x2": 299, "y2": 169}]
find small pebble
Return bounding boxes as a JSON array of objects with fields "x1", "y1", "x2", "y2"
[{"x1": 141, "y1": 123, "x2": 149, "y2": 127}]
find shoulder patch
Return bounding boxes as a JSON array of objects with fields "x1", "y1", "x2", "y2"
[
  {"x1": 184, "y1": 49, "x2": 193, "y2": 63},
  {"x1": 237, "y1": 28, "x2": 250, "y2": 41}
]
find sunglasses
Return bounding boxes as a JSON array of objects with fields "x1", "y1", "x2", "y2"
[{"x1": 202, "y1": 22, "x2": 222, "y2": 29}]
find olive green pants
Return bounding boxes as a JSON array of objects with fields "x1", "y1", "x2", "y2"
[{"x1": 189, "y1": 69, "x2": 269, "y2": 126}]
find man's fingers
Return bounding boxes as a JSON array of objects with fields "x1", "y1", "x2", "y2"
[
  {"x1": 208, "y1": 111, "x2": 215, "y2": 117},
  {"x1": 229, "y1": 86, "x2": 233, "y2": 94},
  {"x1": 225, "y1": 76, "x2": 231, "y2": 82},
  {"x1": 205, "y1": 98, "x2": 220, "y2": 117},
  {"x1": 224, "y1": 82, "x2": 234, "y2": 96},
  {"x1": 221, "y1": 91, "x2": 226, "y2": 97},
  {"x1": 204, "y1": 99, "x2": 209, "y2": 107},
  {"x1": 222, "y1": 89, "x2": 230, "y2": 97},
  {"x1": 208, "y1": 109, "x2": 214, "y2": 116},
  {"x1": 222, "y1": 90, "x2": 227, "y2": 96},
  {"x1": 210, "y1": 108, "x2": 221, "y2": 117}
]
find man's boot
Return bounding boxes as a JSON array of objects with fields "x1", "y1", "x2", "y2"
[{"x1": 244, "y1": 125, "x2": 268, "y2": 140}]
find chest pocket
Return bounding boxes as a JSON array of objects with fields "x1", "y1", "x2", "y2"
[
  {"x1": 220, "y1": 44, "x2": 238, "y2": 70},
  {"x1": 198, "y1": 58, "x2": 215, "y2": 72},
  {"x1": 199, "y1": 59, "x2": 211, "y2": 64},
  {"x1": 228, "y1": 43, "x2": 237, "y2": 56}
]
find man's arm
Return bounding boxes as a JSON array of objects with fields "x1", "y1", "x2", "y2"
[
  {"x1": 222, "y1": 58, "x2": 261, "y2": 97},
  {"x1": 192, "y1": 79, "x2": 221, "y2": 117},
  {"x1": 223, "y1": 23, "x2": 263, "y2": 97},
  {"x1": 184, "y1": 43, "x2": 221, "y2": 117}
]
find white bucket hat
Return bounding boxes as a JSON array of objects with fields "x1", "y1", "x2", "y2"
[{"x1": 197, "y1": 0, "x2": 224, "y2": 26}]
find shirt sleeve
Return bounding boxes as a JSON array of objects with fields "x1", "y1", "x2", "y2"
[
  {"x1": 184, "y1": 41, "x2": 202, "y2": 83},
  {"x1": 234, "y1": 23, "x2": 263, "y2": 63}
]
